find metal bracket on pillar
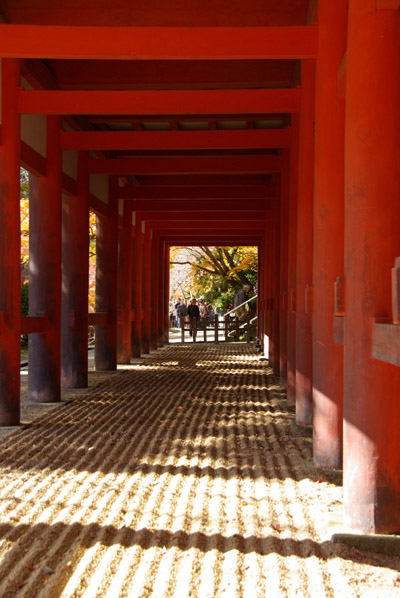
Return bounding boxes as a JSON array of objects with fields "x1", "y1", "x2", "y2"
[
  {"x1": 290, "y1": 289, "x2": 297, "y2": 313},
  {"x1": 391, "y1": 257, "x2": 400, "y2": 324},
  {"x1": 333, "y1": 277, "x2": 345, "y2": 345},
  {"x1": 334, "y1": 276, "x2": 346, "y2": 316},
  {"x1": 376, "y1": 0, "x2": 400, "y2": 9},
  {"x1": 305, "y1": 284, "x2": 314, "y2": 315}
]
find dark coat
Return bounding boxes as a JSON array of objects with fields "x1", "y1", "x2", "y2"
[{"x1": 187, "y1": 304, "x2": 200, "y2": 319}]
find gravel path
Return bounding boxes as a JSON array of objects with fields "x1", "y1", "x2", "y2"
[{"x1": 0, "y1": 343, "x2": 400, "y2": 597}]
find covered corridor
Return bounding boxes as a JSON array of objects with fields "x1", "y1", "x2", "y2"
[
  {"x1": 0, "y1": 0, "x2": 400, "y2": 541},
  {"x1": 0, "y1": 344, "x2": 400, "y2": 597}
]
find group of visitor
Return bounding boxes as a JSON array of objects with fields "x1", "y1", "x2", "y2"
[{"x1": 170, "y1": 297, "x2": 220, "y2": 330}]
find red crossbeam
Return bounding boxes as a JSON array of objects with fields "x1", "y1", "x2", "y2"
[
  {"x1": 59, "y1": 129, "x2": 292, "y2": 150},
  {"x1": 19, "y1": 89, "x2": 301, "y2": 116},
  {"x1": 129, "y1": 200, "x2": 270, "y2": 211},
  {"x1": 88, "y1": 156, "x2": 282, "y2": 175},
  {"x1": 118, "y1": 186, "x2": 275, "y2": 199},
  {"x1": 0, "y1": 25, "x2": 318, "y2": 60}
]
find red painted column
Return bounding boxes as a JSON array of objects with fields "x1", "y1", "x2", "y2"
[
  {"x1": 262, "y1": 234, "x2": 270, "y2": 358},
  {"x1": 117, "y1": 201, "x2": 133, "y2": 363},
  {"x1": 131, "y1": 212, "x2": 143, "y2": 358},
  {"x1": 272, "y1": 198, "x2": 281, "y2": 375},
  {"x1": 157, "y1": 239, "x2": 165, "y2": 347},
  {"x1": 141, "y1": 224, "x2": 151, "y2": 354},
  {"x1": 295, "y1": 61, "x2": 315, "y2": 427},
  {"x1": 61, "y1": 151, "x2": 89, "y2": 388},
  {"x1": 95, "y1": 177, "x2": 119, "y2": 370},
  {"x1": 0, "y1": 59, "x2": 21, "y2": 425},
  {"x1": 164, "y1": 244, "x2": 170, "y2": 342},
  {"x1": 279, "y1": 150, "x2": 290, "y2": 387},
  {"x1": 312, "y1": 0, "x2": 347, "y2": 469},
  {"x1": 343, "y1": 0, "x2": 400, "y2": 533},
  {"x1": 150, "y1": 230, "x2": 159, "y2": 351},
  {"x1": 287, "y1": 115, "x2": 299, "y2": 405},
  {"x1": 28, "y1": 116, "x2": 62, "y2": 403}
]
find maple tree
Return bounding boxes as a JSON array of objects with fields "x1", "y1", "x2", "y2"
[{"x1": 170, "y1": 246, "x2": 258, "y2": 311}]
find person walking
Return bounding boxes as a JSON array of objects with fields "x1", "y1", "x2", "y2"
[
  {"x1": 187, "y1": 297, "x2": 200, "y2": 340},
  {"x1": 234, "y1": 284, "x2": 251, "y2": 321},
  {"x1": 174, "y1": 297, "x2": 182, "y2": 328},
  {"x1": 177, "y1": 300, "x2": 188, "y2": 330}
]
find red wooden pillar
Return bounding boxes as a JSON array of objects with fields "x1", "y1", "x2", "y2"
[
  {"x1": 312, "y1": 0, "x2": 347, "y2": 469},
  {"x1": 141, "y1": 224, "x2": 151, "y2": 354},
  {"x1": 117, "y1": 201, "x2": 133, "y2": 363},
  {"x1": 272, "y1": 197, "x2": 281, "y2": 375},
  {"x1": 164, "y1": 244, "x2": 170, "y2": 342},
  {"x1": 150, "y1": 230, "x2": 159, "y2": 351},
  {"x1": 0, "y1": 59, "x2": 21, "y2": 425},
  {"x1": 28, "y1": 116, "x2": 62, "y2": 403},
  {"x1": 61, "y1": 151, "x2": 89, "y2": 388},
  {"x1": 343, "y1": 0, "x2": 400, "y2": 533},
  {"x1": 279, "y1": 150, "x2": 290, "y2": 387},
  {"x1": 262, "y1": 234, "x2": 270, "y2": 358},
  {"x1": 157, "y1": 239, "x2": 165, "y2": 347},
  {"x1": 287, "y1": 115, "x2": 299, "y2": 405},
  {"x1": 131, "y1": 212, "x2": 143, "y2": 358},
  {"x1": 95, "y1": 177, "x2": 118, "y2": 370},
  {"x1": 295, "y1": 61, "x2": 315, "y2": 427}
]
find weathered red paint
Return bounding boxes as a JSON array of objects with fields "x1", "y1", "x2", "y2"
[
  {"x1": 295, "y1": 60, "x2": 315, "y2": 427},
  {"x1": 61, "y1": 152, "x2": 90, "y2": 388},
  {"x1": 0, "y1": 58, "x2": 21, "y2": 425},
  {"x1": 164, "y1": 244, "x2": 171, "y2": 341},
  {"x1": 141, "y1": 225, "x2": 151, "y2": 354},
  {"x1": 312, "y1": 0, "x2": 347, "y2": 469},
  {"x1": 150, "y1": 231, "x2": 159, "y2": 351},
  {"x1": 28, "y1": 116, "x2": 62, "y2": 404},
  {"x1": 117, "y1": 202, "x2": 133, "y2": 363},
  {"x1": 131, "y1": 213, "x2": 143, "y2": 358},
  {"x1": 157, "y1": 240, "x2": 166, "y2": 347},
  {"x1": 95, "y1": 177, "x2": 119, "y2": 370},
  {"x1": 279, "y1": 149, "x2": 290, "y2": 387},
  {"x1": 343, "y1": 0, "x2": 400, "y2": 533},
  {"x1": 286, "y1": 115, "x2": 299, "y2": 406}
]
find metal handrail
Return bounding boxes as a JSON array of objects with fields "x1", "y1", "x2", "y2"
[
  {"x1": 227, "y1": 314, "x2": 258, "y2": 337},
  {"x1": 223, "y1": 294, "x2": 257, "y2": 318}
]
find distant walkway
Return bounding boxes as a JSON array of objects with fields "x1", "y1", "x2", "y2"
[{"x1": 0, "y1": 344, "x2": 399, "y2": 597}]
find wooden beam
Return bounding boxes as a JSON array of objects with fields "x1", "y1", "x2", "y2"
[
  {"x1": 129, "y1": 199, "x2": 270, "y2": 211},
  {"x1": 19, "y1": 88, "x2": 302, "y2": 116},
  {"x1": 136, "y1": 174, "x2": 271, "y2": 186},
  {"x1": 0, "y1": 25, "x2": 318, "y2": 60},
  {"x1": 88, "y1": 155, "x2": 282, "y2": 175},
  {"x1": 149, "y1": 220, "x2": 267, "y2": 229},
  {"x1": 60, "y1": 128, "x2": 292, "y2": 150},
  {"x1": 118, "y1": 185, "x2": 275, "y2": 199},
  {"x1": 141, "y1": 216, "x2": 269, "y2": 228}
]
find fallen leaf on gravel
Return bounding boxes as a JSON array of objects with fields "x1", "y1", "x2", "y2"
[
  {"x1": 42, "y1": 566, "x2": 56, "y2": 575},
  {"x1": 271, "y1": 523, "x2": 281, "y2": 532}
]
